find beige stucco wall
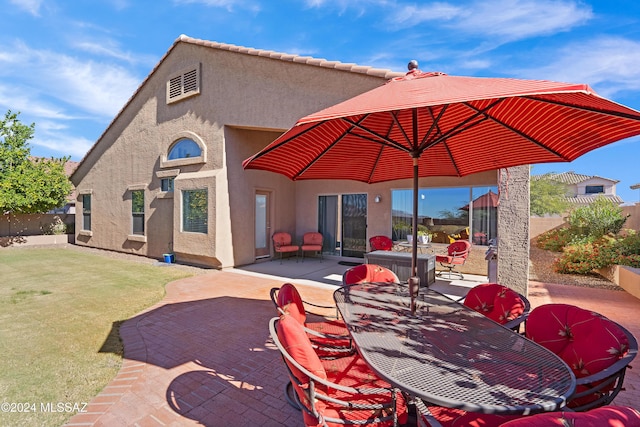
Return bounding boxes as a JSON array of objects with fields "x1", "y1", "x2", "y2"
[
  {"x1": 72, "y1": 39, "x2": 398, "y2": 267},
  {"x1": 497, "y1": 166, "x2": 530, "y2": 296}
]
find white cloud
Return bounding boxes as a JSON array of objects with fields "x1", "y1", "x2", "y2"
[
  {"x1": 9, "y1": 0, "x2": 43, "y2": 16},
  {"x1": 172, "y1": 0, "x2": 261, "y2": 12},
  {"x1": 0, "y1": 41, "x2": 140, "y2": 118},
  {"x1": 387, "y1": 0, "x2": 592, "y2": 41},
  {"x1": 31, "y1": 133, "x2": 94, "y2": 159},
  {"x1": 517, "y1": 37, "x2": 640, "y2": 98}
]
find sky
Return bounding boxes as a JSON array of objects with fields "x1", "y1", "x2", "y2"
[{"x1": 2, "y1": 0, "x2": 640, "y2": 203}]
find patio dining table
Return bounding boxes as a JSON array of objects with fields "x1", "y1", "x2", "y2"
[{"x1": 333, "y1": 282, "x2": 576, "y2": 415}]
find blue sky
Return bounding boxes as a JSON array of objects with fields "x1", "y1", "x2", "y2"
[{"x1": 2, "y1": 0, "x2": 640, "y2": 202}]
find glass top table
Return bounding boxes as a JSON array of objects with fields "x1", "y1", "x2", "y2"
[{"x1": 333, "y1": 282, "x2": 576, "y2": 415}]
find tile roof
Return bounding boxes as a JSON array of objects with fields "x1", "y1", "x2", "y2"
[
  {"x1": 566, "y1": 194, "x2": 623, "y2": 205},
  {"x1": 177, "y1": 35, "x2": 405, "y2": 80},
  {"x1": 533, "y1": 171, "x2": 619, "y2": 184}
]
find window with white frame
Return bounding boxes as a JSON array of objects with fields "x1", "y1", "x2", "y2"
[
  {"x1": 161, "y1": 177, "x2": 174, "y2": 192},
  {"x1": 182, "y1": 189, "x2": 208, "y2": 233},
  {"x1": 168, "y1": 139, "x2": 201, "y2": 160},
  {"x1": 131, "y1": 190, "x2": 145, "y2": 235},
  {"x1": 82, "y1": 194, "x2": 91, "y2": 231}
]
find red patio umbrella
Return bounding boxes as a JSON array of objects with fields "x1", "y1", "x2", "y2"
[{"x1": 243, "y1": 62, "x2": 640, "y2": 311}]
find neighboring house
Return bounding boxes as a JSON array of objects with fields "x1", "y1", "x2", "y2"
[
  {"x1": 48, "y1": 160, "x2": 79, "y2": 214},
  {"x1": 533, "y1": 171, "x2": 623, "y2": 206},
  {"x1": 70, "y1": 35, "x2": 520, "y2": 272}
]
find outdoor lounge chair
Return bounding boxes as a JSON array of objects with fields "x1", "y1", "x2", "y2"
[
  {"x1": 460, "y1": 283, "x2": 530, "y2": 332},
  {"x1": 435, "y1": 240, "x2": 471, "y2": 280},
  {"x1": 342, "y1": 264, "x2": 399, "y2": 285},
  {"x1": 270, "y1": 314, "x2": 409, "y2": 426},
  {"x1": 369, "y1": 235, "x2": 393, "y2": 251},
  {"x1": 300, "y1": 231, "x2": 323, "y2": 262},
  {"x1": 273, "y1": 232, "x2": 299, "y2": 264},
  {"x1": 525, "y1": 303, "x2": 638, "y2": 411}
]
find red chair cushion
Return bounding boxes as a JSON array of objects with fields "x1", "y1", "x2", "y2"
[
  {"x1": 276, "y1": 283, "x2": 307, "y2": 324},
  {"x1": 370, "y1": 236, "x2": 393, "y2": 251},
  {"x1": 425, "y1": 406, "x2": 520, "y2": 427},
  {"x1": 463, "y1": 283, "x2": 525, "y2": 325},
  {"x1": 526, "y1": 304, "x2": 630, "y2": 408},
  {"x1": 343, "y1": 264, "x2": 398, "y2": 285},
  {"x1": 311, "y1": 353, "x2": 408, "y2": 427},
  {"x1": 526, "y1": 304, "x2": 629, "y2": 378},
  {"x1": 303, "y1": 232, "x2": 323, "y2": 246},
  {"x1": 499, "y1": 405, "x2": 640, "y2": 426},
  {"x1": 276, "y1": 314, "x2": 327, "y2": 384}
]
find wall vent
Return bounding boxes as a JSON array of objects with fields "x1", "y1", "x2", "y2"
[{"x1": 167, "y1": 64, "x2": 201, "y2": 104}]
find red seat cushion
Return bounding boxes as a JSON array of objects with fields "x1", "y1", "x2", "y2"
[
  {"x1": 499, "y1": 405, "x2": 640, "y2": 426},
  {"x1": 276, "y1": 314, "x2": 327, "y2": 383},
  {"x1": 343, "y1": 264, "x2": 398, "y2": 285},
  {"x1": 425, "y1": 406, "x2": 520, "y2": 427},
  {"x1": 370, "y1": 236, "x2": 393, "y2": 251},
  {"x1": 526, "y1": 304, "x2": 630, "y2": 408},
  {"x1": 308, "y1": 353, "x2": 408, "y2": 427},
  {"x1": 463, "y1": 283, "x2": 525, "y2": 325},
  {"x1": 277, "y1": 283, "x2": 307, "y2": 324}
]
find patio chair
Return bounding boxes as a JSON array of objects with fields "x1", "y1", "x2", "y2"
[
  {"x1": 270, "y1": 314, "x2": 409, "y2": 426},
  {"x1": 342, "y1": 264, "x2": 399, "y2": 285},
  {"x1": 525, "y1": 303, "x2": 638, "y2": 411},
  {"x1": 369, "y1": 235, "x2": 393, "y2": 251},
  {"x1": 435, "y1": 240, "x2": 471, "y2": 280},
  {"x1": 273, "y1": 232, "x2": 299, "y2": 264},
  {"x1": 270, "y1": 283, "x2": 352, "y2": 356},
  {"x1": 419, "y1": 404, "x2": 640, "y2": 427},
  {"x1": 301, "y1": 232, "x2": 323, "y2": 262},
  {"x1": 460, "y1": 283, "x2": 530, "y2": 332},
  {"x1": 499, "y1": 405, "x2": 640, "y2": 426}
]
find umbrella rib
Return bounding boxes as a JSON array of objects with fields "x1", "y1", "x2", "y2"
[
  {"x1": 342, "y1": 116, "x2": 413, "y2": 153},
  {"x1": 244, "y1": 120, "x2": 327, "y2": 163},
  {"x1": 464, "y1": 101, "x2": 570, "y2": 160},
  {"x1": 292, "y1": 127, "x2": 352, "y2": 179},
  {"x1": 420, "y1": 105, "x2": 447, "y2": 148},
  {"x1": 524, "y1": 95, "x2": 640, "y2": 120},
  {"x1": 418, "y1": 101, "x2": 498, "y2": 152}
]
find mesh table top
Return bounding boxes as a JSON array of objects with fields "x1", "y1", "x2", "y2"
[{"x1": 334, "y1": 282, "x2": 576, "y2": 415}]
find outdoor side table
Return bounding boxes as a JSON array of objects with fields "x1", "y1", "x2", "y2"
[{"x1": 333, "y1": 282, "x2": 576, "y2": 415}]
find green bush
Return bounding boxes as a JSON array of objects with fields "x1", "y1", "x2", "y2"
[
  {"x1": 538, "y1": 200, "x2": 638, "y2": 275},
  {"x1": 536, "y1": 228, "x2": 572, "y2": 252},
  {"x1": 566, "y1": 197, "x2": 628, "y2": 238}
]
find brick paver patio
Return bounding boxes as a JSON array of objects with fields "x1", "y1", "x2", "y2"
[{"x1": 64, "y1": 266, "x2": 640, "y2": 426}]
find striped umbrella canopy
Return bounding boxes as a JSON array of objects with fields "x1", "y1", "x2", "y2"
[{"x1": 243, "y1": 65, "x2": 640, "y2": 307}]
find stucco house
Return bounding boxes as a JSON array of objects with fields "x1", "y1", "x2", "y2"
[
  {"x1": 533, "y1": 171, "x2": 623, "y2": 206},
  {"x1": 70, "y1": 35, "x2": 530, "y2": 293}
]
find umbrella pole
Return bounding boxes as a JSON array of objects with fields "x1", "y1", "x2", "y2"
[{"x1": 409, "y1": 156, "x2": 419, "y2": 315}]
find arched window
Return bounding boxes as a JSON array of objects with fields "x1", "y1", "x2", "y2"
[{"x1": 168, "y1": 139, "x2": 202, "y2": 160}]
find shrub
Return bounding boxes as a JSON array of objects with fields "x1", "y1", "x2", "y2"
[
  {"x1": 536, "y1": 228, "x2": 572, "y2": 252},
  {"x1": 566, "y1": 197, "x2": 628, "y2": 239}
]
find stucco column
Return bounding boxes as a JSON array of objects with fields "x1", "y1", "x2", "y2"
[{"x1": 497, "y1": 165, "x2": 530, "y2": 296}]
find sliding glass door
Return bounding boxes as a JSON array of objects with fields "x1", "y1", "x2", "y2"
[{"x1": 318, "y1": 193, "x2": 367, "y2": 258}]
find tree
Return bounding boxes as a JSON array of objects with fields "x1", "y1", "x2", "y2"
[
  {"x1": 530, "y1": 173, "x2": 569, "y2": 216},
  {"x1": 0, "y1": 110, "x2": 72, "y2": 214}
]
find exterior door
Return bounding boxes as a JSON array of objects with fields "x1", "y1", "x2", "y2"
[
  {"x1": 341, "y1": 194, "x2": 367, "y2": 258},
  {"x1": 255, "y1": 190, "x2": 271, "y2": 258},
  {"x1": 318, "y1": 193, "x2": 367, "y2": 258}
]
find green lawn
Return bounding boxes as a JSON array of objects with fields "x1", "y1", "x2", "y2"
[{"x1": 0, "y1": 247, "x2": 194, "y2": 427}]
